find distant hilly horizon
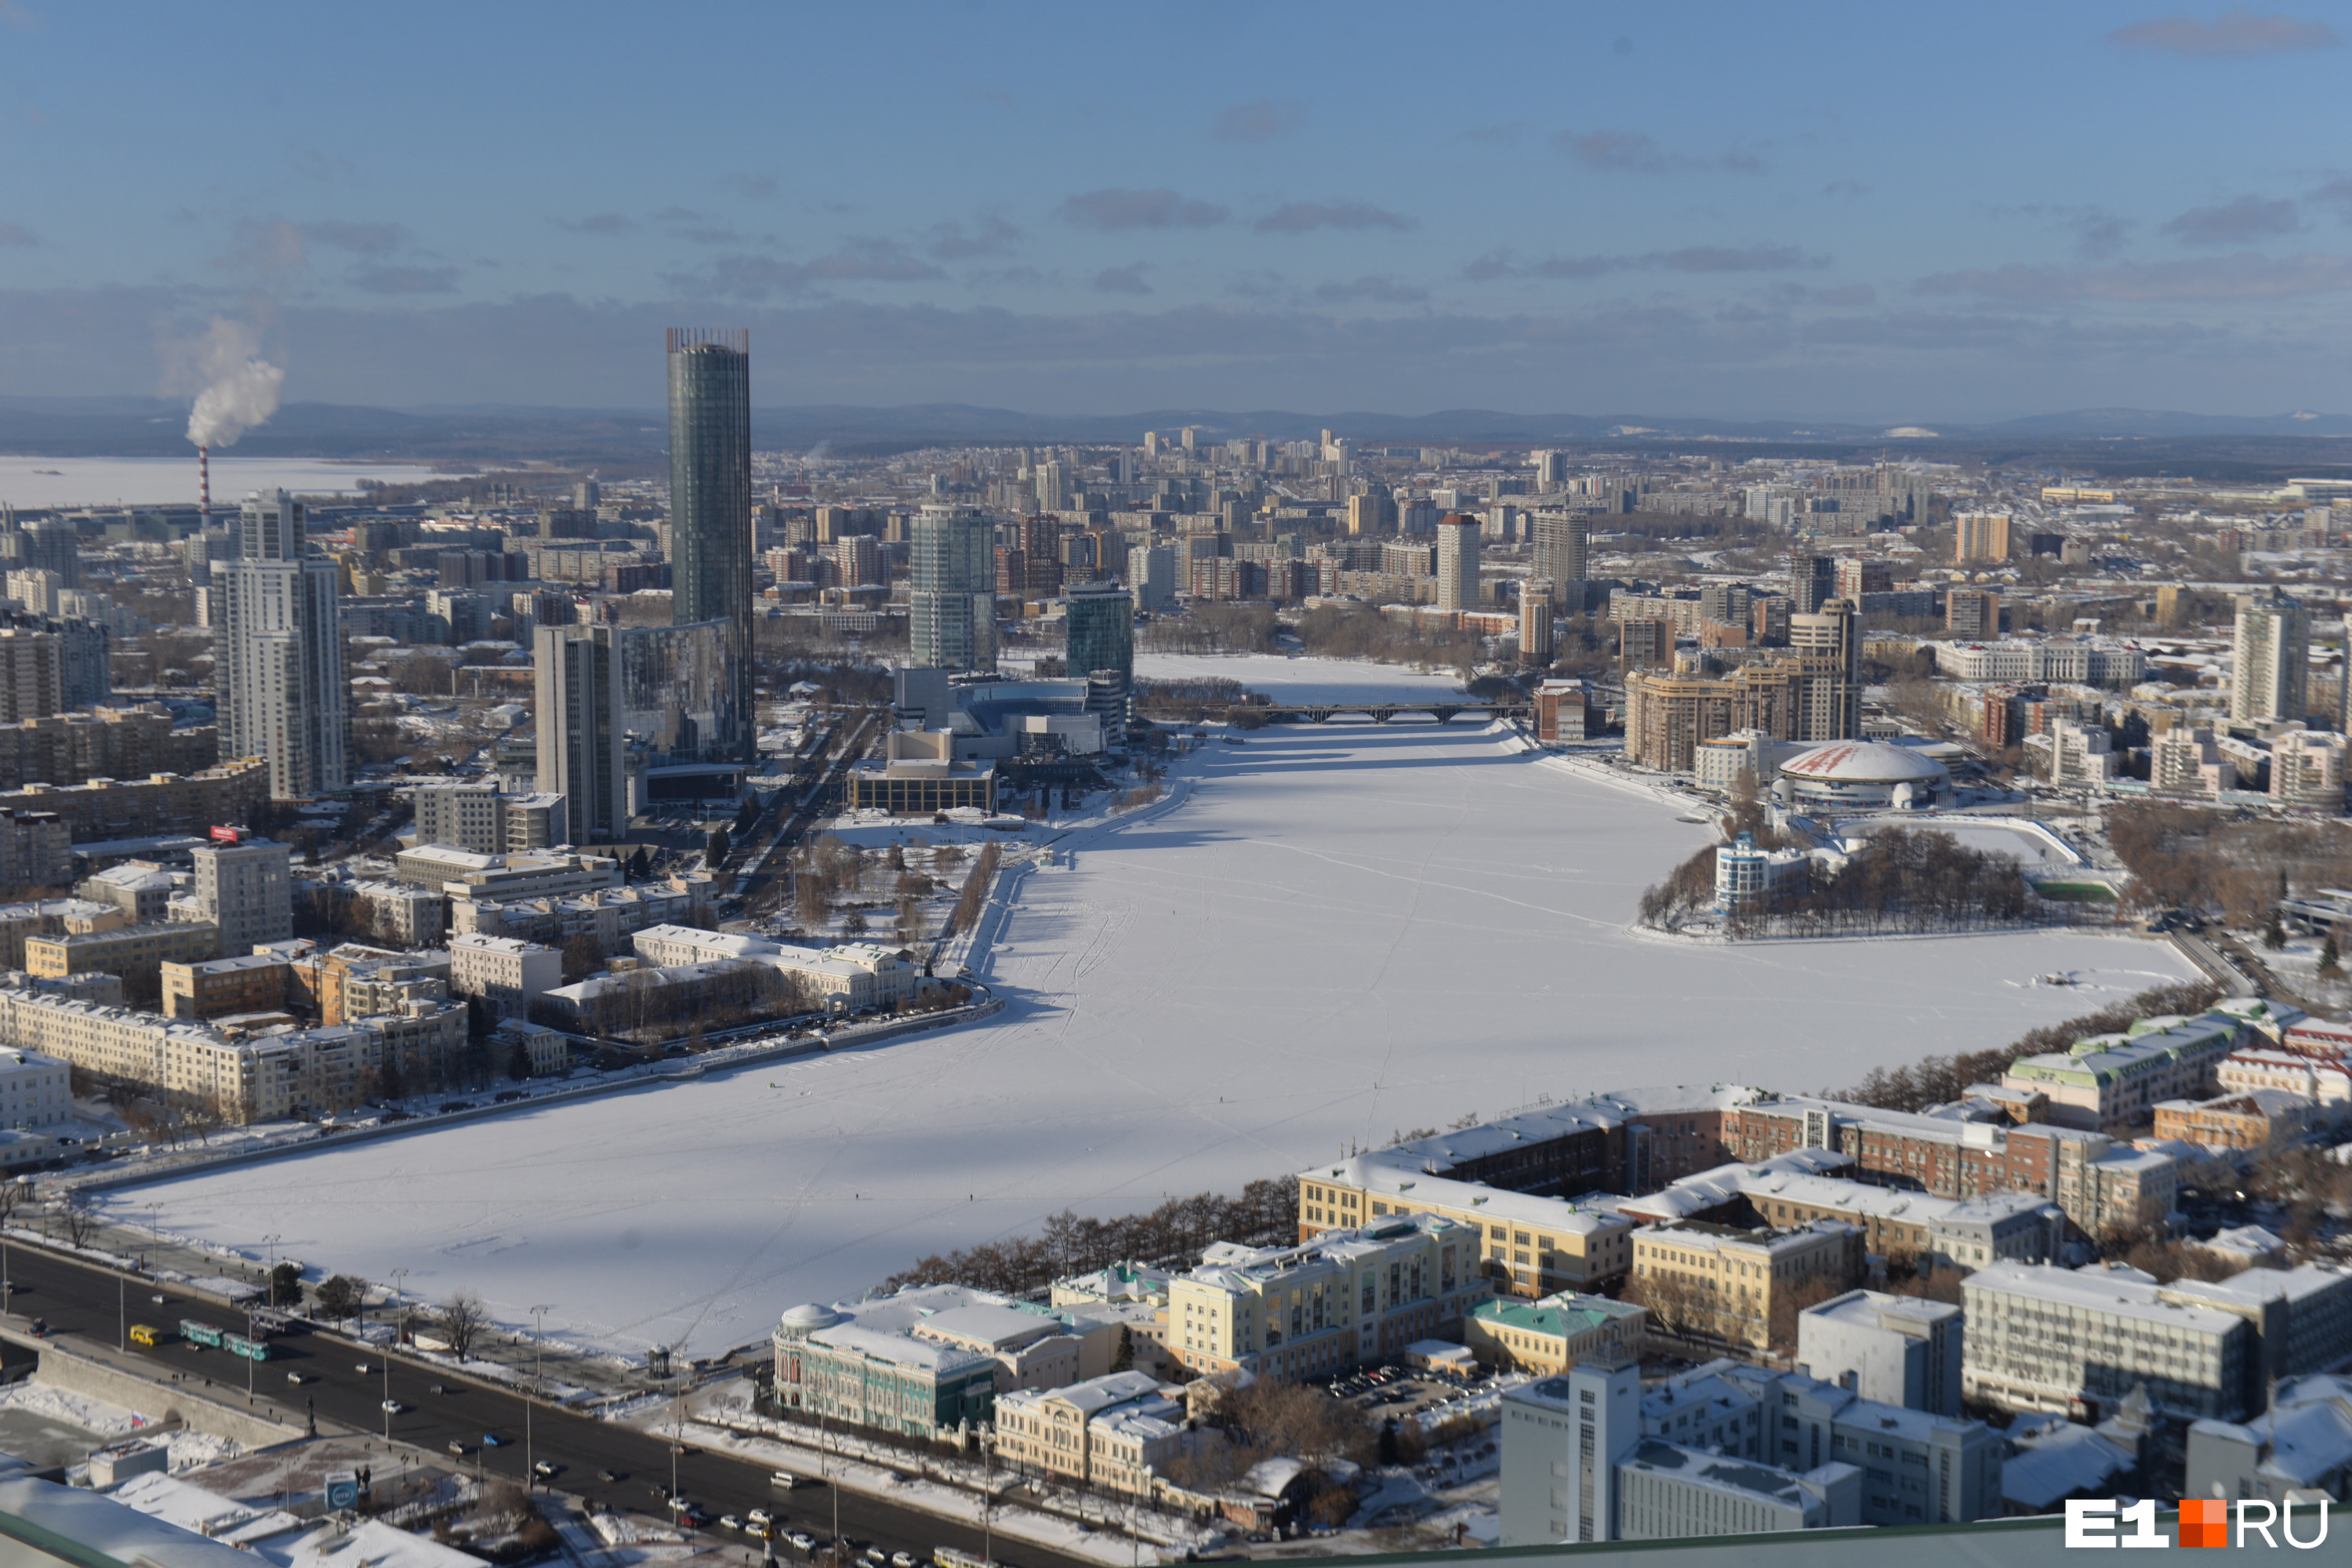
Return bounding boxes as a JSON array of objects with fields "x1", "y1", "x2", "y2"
[{"x1": 4, "y1": 395, "x2": 2352, "y2": 467}]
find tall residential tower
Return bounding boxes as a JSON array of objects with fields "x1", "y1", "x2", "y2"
[
  {"x1": 215, "y1": 489, "x2": 347, "y2": 800},
  {"x1": 909, "y1": 503, "x2": 996, "y2": 673}
]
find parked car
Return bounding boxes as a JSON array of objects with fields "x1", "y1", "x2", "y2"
[
  {"x1": 787, "y1": 1533, "x2": 816, "y2": 1552},
  {"x1": 747, "y1": 1509, "x2": 773, "y2": 1528}
]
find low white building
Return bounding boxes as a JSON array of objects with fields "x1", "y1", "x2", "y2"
[
  {"x1": 630, "y1": 924, "x2": 927, "y2": 1012},
  {"x1": 0, "y1": 1047, "x2": 71, "y2": 1130}
]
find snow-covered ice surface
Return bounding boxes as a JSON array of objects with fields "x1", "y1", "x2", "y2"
[{"x1": 107, "y1": 717, "x2": 2192, "y2": 1358}]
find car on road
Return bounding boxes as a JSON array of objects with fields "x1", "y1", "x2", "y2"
[
  {"x1": 769, "y1": 1471, "x2": 798, "y2": 1489},
  {"x1": 440, "y1": 1101, "x2": 473, "y2": 1112},
  {"x1": 720, "y1": 1515, "x2": 742, "y2": 1533},
  {"x1": 532, "y1": 1460, "x2": 557, "y2": 1478},
  {"x1": 285, "y1": 1371, "x2": 308, "y2": 1385},
  {"x1": 481, "y1": 1432, "x2": 505, "y2": 1446},
  {"x1": 747, "y1": 1509, "x2": 772, "y2": 1528},
  {"x1": 786, "y1": 1532, "x2": 815, "y2": 1552},
  {"x1": 448, "y1": 1439, "x2": 467, "y2": 1456},
  {"x1": 427, "y1": 1383, "x2": 445, "y2": 1394},
  {"x1": 598, "y1": 1468, "x2": 619, "y2": 1483},
  {"x1": 892, "y1": 1552, "x2": 919, "y2": 1566},
  {"x1": 380, "y1": 1399, "x2": 404, "y2": 1414}
]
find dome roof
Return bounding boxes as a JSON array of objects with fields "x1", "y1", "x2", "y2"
[
  {"x1": 779, "y1": 1302, "x2": 846, "y2": 1331},
  {"x1": 1779, "y1": 741, "x2": 1949, "y2": 783}
]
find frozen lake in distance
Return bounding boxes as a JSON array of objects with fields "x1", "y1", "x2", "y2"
[{"x1": 0, "y1": 456, "x2": 442, "y2": 510}]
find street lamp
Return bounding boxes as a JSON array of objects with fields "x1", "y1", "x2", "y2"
[
  {"x1": 525, "y1": 1304, "x2": 551, "y2": 1486},
  {"x1": 387, "y1": 1269, "x2": 409, "y2": 1342}
]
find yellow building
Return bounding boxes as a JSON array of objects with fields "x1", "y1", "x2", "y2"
[
  {"x1": 161, "y1": 952, "x2": 289, "y2": 1020},
  {"x1": 1168, "y1": 1214, "x2": 1489, "y2": 1382},
  {"x1": 25, "y1": 920, "x2": 219, "y2": 983},
  {"x1": 1628, "y1": 1220, "x2": 1862, "y2": 1350},
  {"x1": 1298, "y1": 1164, "x2": 1635, "y2": 1298},
  {"x1": 992, "y1": 1370, "x2": 1185, "y2": 1497},
  {"x1": 1462, "y1": 1290, "x2": 1646, "y2": 1376}
]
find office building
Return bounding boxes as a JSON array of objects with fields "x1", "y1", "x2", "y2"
[
  {"x1": 1620, "y1": 618, "x2": 1671, "y2": 670},
  {"x1": 2232, "y1": 590, "x2": 2310, "y2": 725},
  {"x1": 771, "y1": 1283, "x2": 1089, "y2": 1442},
  {"x1": 909, "y1": 504, "x2": 996, "y2": 673},
  {"x1": 1434, "y1": 513, "x2": 1480, "y2": 612},
  {"x1": 189, "y1": 835, "x2": 292, "y2": 956},
  {"x1": 2151, "y1": 725, "x2": 2237, "y2": 797},
  {"x1": 1963, "y1": 1261, "x2": 2257, "y2": 1421},
  {"x1": 1519, "y1": 579, "x2": 1556, "y2": 667},
  {"x1": 1954, "y1": 513, "x2": 2013, "y2": 562},
  {"x1": 1797, "y1": 1290, "x2": 1962, "y2": 1415},
  {"x1": 666, "y1": 328, "x2": 754, "y2": 760},
  {"x1": 1063, "y1": 583, "x2": 1133, "y2": 690},
  {"x1": 214, "y1": 490, "x2": 347, "y2": 800},
  {"x1": 994, "y1": 1370, "x2": 1185, "y2": 1499}
]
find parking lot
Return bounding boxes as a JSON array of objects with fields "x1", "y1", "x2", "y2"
[{"x1": 1325, "y1": 1361, "x2": 1488, "y2": 1423}]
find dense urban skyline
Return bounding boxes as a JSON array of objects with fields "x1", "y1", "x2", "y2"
[{"x1": 4, "y1": 3, "x2": 2352, "y2": 418}]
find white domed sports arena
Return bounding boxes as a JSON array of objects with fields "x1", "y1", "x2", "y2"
[{"x1": 1774, "y1": 740, "x2": 1954, "y2": 813}]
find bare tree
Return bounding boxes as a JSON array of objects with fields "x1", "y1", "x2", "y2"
[
  {"x1": 59, "y1": 1193, "x2": 99, "y2": 1250},
  {"x1": 438, "y1": 1290, "x2": 489, "y2": 1360}
]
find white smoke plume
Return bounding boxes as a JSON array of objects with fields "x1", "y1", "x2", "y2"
[{"x1": 168, "y1": 317, "x2": 285, "y2": 449}]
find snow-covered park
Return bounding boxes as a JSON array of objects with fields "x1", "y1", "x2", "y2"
[{"x1": 109, "y1": 658, "x2": 2194, "y2": 1358}]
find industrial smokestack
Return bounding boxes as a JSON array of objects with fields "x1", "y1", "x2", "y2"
[{"x1": 198, "y1": 445, "x2": 210, "y2": 528}]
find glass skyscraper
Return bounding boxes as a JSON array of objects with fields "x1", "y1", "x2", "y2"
[
  {"x1": 1063, "y1": 582, "x2": 1133, "y2": 687},
  {"x1": 666, "y1": 328, "x2": 753, "y2": 760},
  {"x1": 909, "y1": 503, "x2": 996, "y2": 673}
]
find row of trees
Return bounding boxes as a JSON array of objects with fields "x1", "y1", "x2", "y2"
[
  {"x1": 1821, "y1": 979, "x2": 2221, "y2": 1113},
  {"x1": 1138, "y1": 604, "x2": 1279, "y2": 655},
  {"x1": 1296, "y1": 604, "x2": 1481, "y2": 675},
  {"x1": 1640, "y1": 827, "x2": 2082, "y2": 938},
  {"x1": 2108, "y1": 802, "x2": 2352, "y2": 924},
  {"x1": 1134, "y1": 675, "x2": 1253, "y2": 724},
  {"x1": 550, "y1": 959, "x2": 811, "y2": 1044},
  {"x1": 880, "y1": 1177, "x2": 1300, "y2": 1297}
]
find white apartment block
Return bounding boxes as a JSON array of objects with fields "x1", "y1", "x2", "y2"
[
  {"x1": 0, "y1": 981, "x2": 464, "y2": 1124},
  {"x1": 2219, "y1": 1045, "x2": 2352, "y2": 1109},
  {"x1": 2045, "y1": 718, "x2": 2118, "y2": 783},
  {"x1": 2270, "y1": 728, "x2": 2349, "y2": 810},
  {"x1": 1167, "y1": 1212, "x2": 1490, "y2": 1383},
  {"x1": 0, "y1": 1047, "x2": 71, "y2": 1129},
  {"x1": 446, "y1": 932, "x2": 563, "y2": 1019},
  {"x1": 2149, "y1": 727, "x2": 2236, "y2": 797},
  {"x1": 630, "y1": 925, "x2": 924, "y2": 1012}
]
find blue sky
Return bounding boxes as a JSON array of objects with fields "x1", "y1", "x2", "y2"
[{"x1": 4, "y1": 1, "x2": 2352, "y2": 419}]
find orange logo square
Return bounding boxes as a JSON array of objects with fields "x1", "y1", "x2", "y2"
[{"x1": 2179, "y1": 1499, "x2": 2229, "y2": 1548}]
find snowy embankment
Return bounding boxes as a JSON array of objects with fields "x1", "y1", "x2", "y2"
[{"x1": 105, "y1": 710, "x2": 2193, "y2": 1359}]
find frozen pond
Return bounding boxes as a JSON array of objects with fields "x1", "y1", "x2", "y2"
[
  {"x1": 112, "y1": 720, "x2": 2191, "y2": 1357},
  {"x1": 0, "y1": 456, "x2": 441, "y2": 509}
]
